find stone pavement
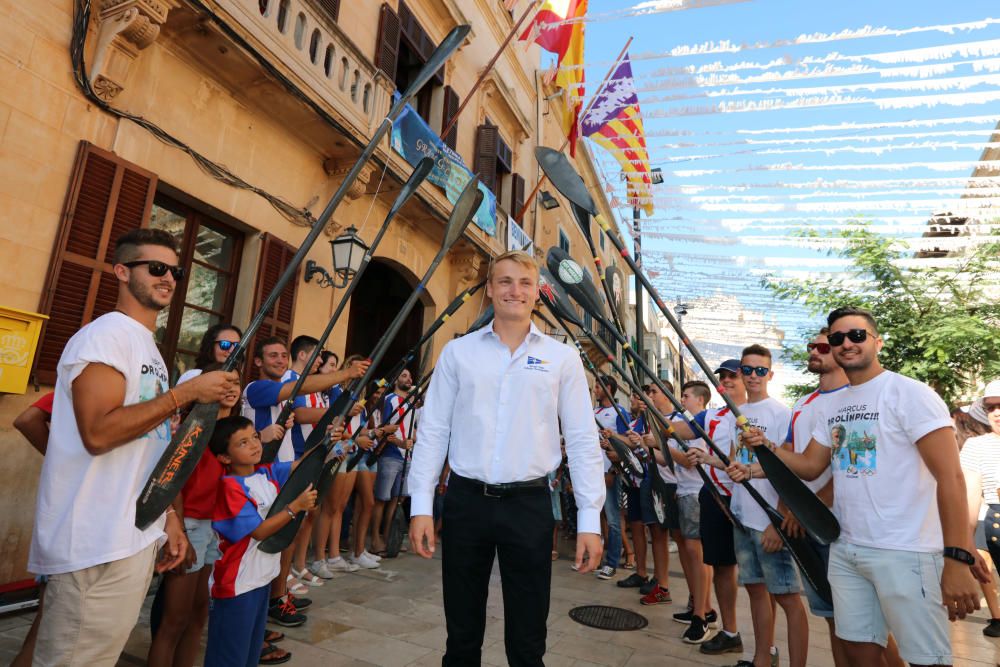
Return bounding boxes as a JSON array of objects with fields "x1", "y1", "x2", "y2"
[{"x1": 1, "y1": 534, "x2": 999, "y2": 666}]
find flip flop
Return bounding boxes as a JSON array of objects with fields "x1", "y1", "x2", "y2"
[
  {"x1": 264, "y1": 631, "x2": 285, "y2": 643},
  {"x1": 260, "y1": 642, "x2": 291, "y2": 665}
]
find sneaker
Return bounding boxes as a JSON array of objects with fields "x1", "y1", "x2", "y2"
[
  {"x1": 595, "y1": 565, "x2": 616, "y2": 580},
  {"x1": 985, "y1": 618, "x2": 1000, "y2": 637},
  {"x1": 771, "y1": 647, "x2": 779, "y2": 667},
  {"x1": 353, "y1": 552, "x2": 380, "y2": 569},
  {"x1": 363, "y1": 550, "x2": 382, "y2": 562},
  {"x1": 285, "y1": 593, "x2": 311, "y2": 610},
  {"x1": 639, "y1": 577, "x2": 659, "y2": 595},
  {"x1": 616, "y1": 573, "x2": 649, "y2": 588},
  {"x1": 326, "y1": 557, "x2": 360, "y2": 573},
  {"x1": 639, "y1": 585, "x2": 672, "y2": 605},
  {"x1": 267, "y1": 598, "x2": 306, "y2": 627},
  {"x1": 682, "y1": 615, "x2": 712, "y2": 644},
  {"x1": 668, "y1": 539, "x2": 678, "y2": 553},
  {"x1": 674, "y1": 609, "x2": 719, "y2": 626},
  {"x1": 309, "y1": 560, "x2": 335, "y2": 580},
  {"x1": 700, "y1": 631, "x2": 742, "y2": 655}
]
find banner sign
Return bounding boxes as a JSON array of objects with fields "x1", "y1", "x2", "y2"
[
  {"x1": 507, "y1": 215, "x2": 533, "y2": 253},
  {"x1": 389, "y1": 98, "x2": 497, "y2": 236}
]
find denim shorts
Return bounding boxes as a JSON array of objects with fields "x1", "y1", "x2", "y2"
[
  {"x1": 800, "y1": 539, "x2": 833, "y2": 618},
  {"x1": 353, "y1": 451, "x2": 378, "y2": 474},
  {"x1": 374, "y1": 456, "x2": 405, "y2": 501},
  {"x1": 676, "y1": 493, "x2": 700, "y2": 540},
  {"x1": 185, "y1": 516, "x2": 220, "y2": 573},
  {"x1": 828, "y1": 540, "x2": 950, "y2": 665},
  {"x1": 733, "y1": 526, "x2": 801, "y2": 595}
]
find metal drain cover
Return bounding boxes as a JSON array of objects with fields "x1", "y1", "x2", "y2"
[{"x1": 568, "y1": 605, "x2": 648, "y2": 631}]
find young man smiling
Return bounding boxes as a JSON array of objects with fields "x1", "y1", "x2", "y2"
[{"x1": 409, "y1": 250, "x2": 604, "y2": 667}]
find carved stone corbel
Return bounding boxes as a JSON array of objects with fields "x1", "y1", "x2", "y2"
[
  {"x1": 449, "y1": 242, "x2": 485, "y2": 285},
  {"x1": 89, "y1": 0, "x2": 175, "y2": 100},
  {"x1": 322, "y1": 159, "x2": 376, "y2": 202}
]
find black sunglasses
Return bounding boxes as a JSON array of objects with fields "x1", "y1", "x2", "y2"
[
  {"x1": 741, "y1": 365, "x2": 769, "y2": 377},
  {"x1": 215, "y1": 340, "x2": 238, "y2": 351},
  {"x1": 123, "y1": 260, "x2": 185, "y2": 281},
  {"x1": 806, "y1": 342, "x2": 832, "y2": 354},
  {"x1": 827, "y1": 328, "x2": 875, "y2": 347}
]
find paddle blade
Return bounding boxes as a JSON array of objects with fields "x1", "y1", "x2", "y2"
[
  {"x1": 465, "y1": 304, "x2": 494, "y2": 334},
  {"x1": 444, "y1": 176, "x2": 484, "y2": 249},
  {"x1": 135, "y1": 401, "x2": 218, "y2": 529},
  {"x1": 546, "y1": 246, "x2": 606, "y2": 324},
  {"x1": 398, "y1": 25, "x2": 471, "y2": 108},
  {"x1": 534, "y1": 146, "x2": 597, "y2": 215},
  {"x1": 388, "y1": 157, "x2": 434, "y2": 219},
  {"x1": 259, "y1": 444, "x2": 328, "y2": 553},
  {"x1": 607, "y1": 433, "x2": 644, "y2": 478},
  {"x1": 539, "y1": 267, "x2": 582, "y2": 328},
  {"x1": 756, "y1": 446, "x2": 841, "y2": 544}
]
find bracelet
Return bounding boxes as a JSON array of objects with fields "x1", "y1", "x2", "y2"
[
  {"x1": 167, "y1": 389, "x2": 180, "y2": 412},
  {"x1": 285, "y1": 507, "x2": 296, "y2": 519},
  {"x1": 166, "y1": 508, "x2": 176, "y2": 515}
]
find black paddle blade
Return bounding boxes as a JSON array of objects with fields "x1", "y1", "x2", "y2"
[
  {"x1": 258, "y1": 444, "x2": 329, "y2": 553},
  {"x1": 538, "y1": 267, "x2": 583, "y2": 328},
  {"x1": 398, "y1": 25, "x2": 470, "y2": 108},
  {"x1": 534, "y1": 146, "x2": 597, "y2": 216},
  {"x1": 764, "y1": 505, "x2": 834, "y2": 604},
  {"x1": 135, "y1": 401, "x2": 218, "y2": 529},
  {"x1": 445, "y1": 175, "x2": 484, "y2": 248},
  {"x1": 756, "y1": 446, "x2": 841, "y2": 545},
  {"x1": 314, "y1": 454, "x2": 344, "y2": 503},
  {"x1": 546, "y1": 246, "x2": 606, "y2": 323},
  {"x1": 607, "y1": 433, "x2": 644, "y2": 478},
  {"x1": 465, "y1": 304, "x2": 494, "y2": 334}
]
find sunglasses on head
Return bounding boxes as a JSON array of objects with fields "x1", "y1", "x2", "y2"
[
  {"x1": 123, "y1": 260, "x2": 185, "y2": 281},
  {"x1": 807, "y1": 342, "x2": 832, "y2": 354},
  {"x1": 215, "y1": 340, "x2": 238, "y2": 351},
  {"x1": 827, "y1": 328, "x2": 874, "y2": 347},
  {"x1": 741, "y1": 365, "x2": 769, "y2": 377}
]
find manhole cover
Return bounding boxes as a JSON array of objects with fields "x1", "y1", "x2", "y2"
[{"x1": 568, "y1": 605, "x2": 648, "y2": 631}]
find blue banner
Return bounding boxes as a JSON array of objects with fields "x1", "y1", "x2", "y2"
[{"x1": 389, "y1": 101, "x2": 496, "y2": 236}]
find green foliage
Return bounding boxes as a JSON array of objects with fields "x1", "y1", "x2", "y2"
[{"x1": 764, "y1": 224, "x2": 1000, "y2": 406}]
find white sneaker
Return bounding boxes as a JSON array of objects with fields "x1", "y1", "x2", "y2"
[
  {"x1": 354, "y1": 552, "x2": 381, "y2": 569},
  {"x1": 668, "y1": 540, "x2": 679, "y2": 553},
  {"x1": 363, "y1": 550, "x2": 382, "y2": 562},
  {"x1": 309, "y1": 560, "x2": 335, "y2": 579},
  {"x1": 326, "y1": 557, "x2": 359, "y2": 572}
]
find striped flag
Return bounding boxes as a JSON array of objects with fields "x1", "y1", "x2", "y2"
[
  {"x1": 520, "y1": 0, "x2": 587, "y2": 155},
  {"x1": 581, "y1": 53, "x2": 654, "y2": 214}
]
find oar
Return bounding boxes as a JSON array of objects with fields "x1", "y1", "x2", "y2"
[
  {"x1": 260, "y1": 157, "x2": 435, "y2": 465},
  {"x1": 346, "y1": 370, "x2": 432, "y2": 472},
  {"x1": 534, "y1": 146, "x2": 840, "y2": 547},
  {"x1": 258, "y1": 176, "x2": 483, "y2": 552},
  {"x1": 546, "y1": 247, "x2": 832, "y2": 604},
  {"x1": 134, "y1": 25, "x2": 471, "y2": 529}
]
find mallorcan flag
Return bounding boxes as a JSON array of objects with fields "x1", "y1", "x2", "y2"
[
  {"x1": 520, "y1": 0, "x2": 587, "y2": 156},
  {"x1": 581, "y1": 53, "x2": 653, "y2": 215}
]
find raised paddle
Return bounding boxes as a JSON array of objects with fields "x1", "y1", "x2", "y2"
[
  {"x1": 134, "y1": 25, "x2": 471, "y2": 529},
  {"x1": 534, "y1": 146, "x2": 840, "y2": 547},
  {"x1": 259, "y1": 176, "x2": 483, "y2": 552}
]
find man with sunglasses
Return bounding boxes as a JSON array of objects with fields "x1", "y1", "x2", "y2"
[
  {"x1": 29, "y1": 229, "x2": 241, "y2": 665},
  {"x1": 741, "y1": 306, "x2": 988, "y2": 667}
]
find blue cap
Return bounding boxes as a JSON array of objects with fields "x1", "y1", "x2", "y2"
[{"x1": 714, "y1": 359, "x2": 741, "y2": 374}]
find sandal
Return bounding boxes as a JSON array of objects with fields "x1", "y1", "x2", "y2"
[
  {"x1": 265, "y1": 631, "x2": 285, "y2": 643},
  {"x1": 292, "y1": 567, "x2": 324, "y2": 587},
  {"x1": 285, "y1": 575, "x2": 308, "y2": 596},
  {"x1": 552, "y1": 550, "x2": 559, "y2": 561},
  {"x1": 623, "y1": 557, "x2": 636, "y2": 570},
  {"x1": 260, "y1": 642, "x2": 291, "y2": 665}
]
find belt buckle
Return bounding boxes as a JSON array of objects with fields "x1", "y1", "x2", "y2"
[{"x1": 483, "y1": 483, "x2": 502, "y2": 498}]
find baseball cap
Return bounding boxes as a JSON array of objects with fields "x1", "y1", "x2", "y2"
[
  {"x1": 969, "y1": 379, "x2": 1000, "y2": 425},
  {"x1": 714, "y1": 359, "x2": 741, "y2": 374}
]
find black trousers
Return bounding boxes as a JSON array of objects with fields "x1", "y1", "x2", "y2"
[{"x1": 441, "y1": 477, "x2": 555, "y2": 667}]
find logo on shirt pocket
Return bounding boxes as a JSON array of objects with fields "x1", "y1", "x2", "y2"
[{"x1": 525, "y1": 356, "x2": 550, "y2": 372}]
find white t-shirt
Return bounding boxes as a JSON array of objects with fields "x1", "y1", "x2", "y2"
[
  {"x1": 595, "y1": 404, "x2": 623, "y2": 473},
  {"x1": 962, "y1": 434, "x2": 1000, "y2": 506},
  {"x1": 29, "y1": 312, "x2": 170, "y2": 574},
  {"x1": 668, "y1": 411, "x2": 706, "y2": 497},
  {"x1": 730, "y1": 396, "x2": 791, "y2": 532},
  {"x1": 811, "y1": 370, "x2": 952, "y2": 553},
  {"x1": 788, "y1": 386, "x2": 848, "y2": 493}
]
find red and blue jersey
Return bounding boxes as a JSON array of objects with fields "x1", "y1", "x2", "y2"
[
  {"x1": 210, "y1": 461, "x2": 292, "y2": 599},
  {"x1": 379, "y1": 392, "x2": 413, "y2": 461}
]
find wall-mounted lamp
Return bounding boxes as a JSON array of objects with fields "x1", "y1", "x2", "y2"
[
  {"x1": 304, "y1": 225, "x2": 369, "y2": 289},
  {"x1": 539, "y1": 190, "x2": 560, "y2": 211}
]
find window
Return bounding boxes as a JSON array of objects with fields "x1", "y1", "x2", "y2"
[
  {"x1": 376, "y1": 2, "x2": 443, "y2": 125},
  {"x1": 473, "y1": 120, "x2": 513, "y2": 204},
  {"x1": 317, "y1": 0, "x2": 340, "y2": 22},
  {"x1": 558, "y1": 228, "x2": 570, "y2": 253},
  {"x1": 150, "y1": 196, "x2": 244, "y2": 382}
]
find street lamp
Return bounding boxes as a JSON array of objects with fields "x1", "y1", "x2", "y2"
[
  {"x1": 674, "y1": 302, "x2": 690, "y2": 386},
  {"x1": 304, "y1": 225, "x2": 368, "y2": 288},
  {"x1": 539, "y1": 191, "x2": 561, "y2": 211}
]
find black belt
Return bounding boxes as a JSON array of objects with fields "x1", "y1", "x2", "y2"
[{"x1": 450, "y1": 473, "x2": 548, "y2": 498}]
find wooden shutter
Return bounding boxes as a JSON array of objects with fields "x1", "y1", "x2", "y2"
[
  {"x1": 473, "y1": 124, "x2": 499, "y2": 194},
  {"x1": 511, "y1": 172, "x2": 525, "y2": 220},
  {"x1": 317, "y1": 0, "x2": 339, "y2": 22},
  {"x1": 374, "y1": 3, "x2": 400, "y2": 80},
  {"x1": 244, "y1": 233, "x2": 299, "y2": 383},
  {"x1": 441, "y1": 85, "x2": 459, "y2": 150},
  {"x1": 34, "y1": 141, "x2": 157, "y2": 385}
]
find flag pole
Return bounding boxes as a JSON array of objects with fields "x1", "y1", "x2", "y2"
[
  {"x1": 516, "y1": 35, "x2": 633, "y2": 223},
  {"x1": 440, "y1": 0, "x2": 541, "y2": 141}
]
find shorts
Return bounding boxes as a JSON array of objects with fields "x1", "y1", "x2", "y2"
[
  {"x1": 733, "y1": 526, "x2": 802, "y2": 595},
  {"x1": 353, "y1": 452, "x2": 378, "y2": 474},
  {"x1": 375, "y1": 456, "x2": 405, "y2": 501},
  {"x1": 829, "y1": 540, "x2": 950, "y2": 665},
  {"x1": 984, "y1": 504, "x2": 1000, "y2": 571},
  {"x1": 642, "y1": 476, "x2": 678, "y2": 529},
  {"x1": 185, "y1": 517, "x2": 220, "y2": 572},
  {"x1": 699, "y1": 485, "x2": 736, "y2": 567},
  {"x1": 800, "y1": 539, "x2": 833, "y2": 618},
  {"x1": 676, "y1": 493, "x2": 700, "y2": 540},
  {"x1": 625, "y1": 487, "x2": 642, "y2": 523}
]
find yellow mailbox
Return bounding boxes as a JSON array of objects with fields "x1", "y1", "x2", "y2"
[{"x1": 0, "y1": 306, "x2": 49, "y2": 394}]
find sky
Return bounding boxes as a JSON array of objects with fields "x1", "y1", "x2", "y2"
[{"x1": 544, "y1": 0, "x2": 1000, "y2": 394}]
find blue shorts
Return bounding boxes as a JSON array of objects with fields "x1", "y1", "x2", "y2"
[
  {"x1": 353, "y1": 449, "x2": 378, "y2": 473},
  {"x1": 733, "y1": 526, "x2": 802, "y2": 595},
  {"x1": 185, "y1": 517, "x2": 220, "y2": 573},
  {"x1": 375, "y1": 456, "x2": 405, "y2": 501},
  {"x1": 800, "y1": 539, "x2": 833, "y2": 618}
]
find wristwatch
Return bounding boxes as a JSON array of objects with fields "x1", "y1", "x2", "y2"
[{"x1": 943, "y1": 546, "x2": 975, "y2": 565}]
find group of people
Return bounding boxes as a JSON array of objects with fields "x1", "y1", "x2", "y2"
[{"x1": 9, "y1": 227, "x2": 999, "y2": 667}]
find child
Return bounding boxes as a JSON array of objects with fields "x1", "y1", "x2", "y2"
[{"x1": 204, "y1": 416, "x2": 320, "y2": 667}]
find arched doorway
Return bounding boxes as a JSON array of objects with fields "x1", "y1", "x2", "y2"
[{"x1": 344, "y1": 259, "x2": 430, "y2": 384}]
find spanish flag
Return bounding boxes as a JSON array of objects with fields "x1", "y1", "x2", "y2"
[
  {"x1": 520, "y1": 0, "x2": 587, "y2": 156},
  {"x1": 581, "y1": 53, "x2": 654, "y2": 215}
]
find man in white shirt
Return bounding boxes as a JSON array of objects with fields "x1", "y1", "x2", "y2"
[
  {"x1": 30, "y1": 229, "x2": 240, "y2": 666},
  {"x1": 741, "y1": 306, "x2": 987, "y2": 667},
  {"x1": 409, "y1": 250, "x2": 604, "y2": 667}
]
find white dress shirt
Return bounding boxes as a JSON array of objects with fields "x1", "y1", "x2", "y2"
[{"x1": 409, "y1": 320, "x2": 605, "y2": 533}]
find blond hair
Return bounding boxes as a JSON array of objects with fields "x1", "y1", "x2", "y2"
[{"x1": 487, "y1": 250, "x2": 539, "y2": 281}]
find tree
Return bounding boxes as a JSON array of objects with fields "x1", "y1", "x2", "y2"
[{"x1": 763, "y1": 225, "x2": 1000, "y2": 407}]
